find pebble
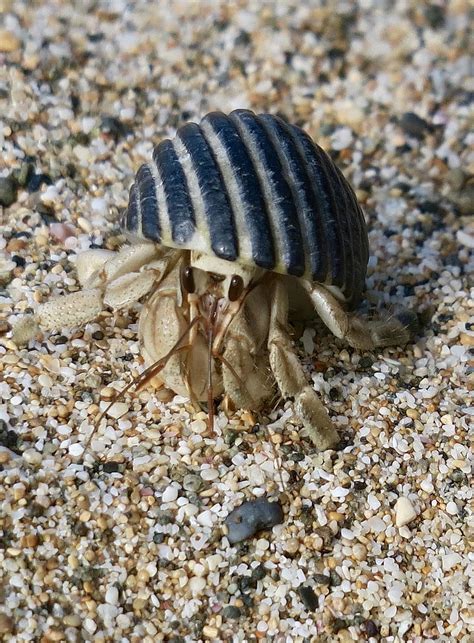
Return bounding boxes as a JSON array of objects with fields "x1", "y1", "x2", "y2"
[
  {"x1": 105, "y1": 402, "x2": 129, "y2": 419},
  {"x1": 22, "y1": 448, "x2": 42, "y2": 466},
  {"x1": 162, "y1": 485, "x2": 179, "y2": 503},
  {"x1": 225, "y1": 498, "x2": 284, "y2": 544},
  {"x1": 0, "y1": 176, "x2": 18, "y2": 207},
  {"x1": 182, "y1": 474, "x2": 203, "y2": 492},
  {"x1": 395, "y1": 497, "x2": 418, "y2": 527},
  {"x1": 69, "y1": 443, "x2": 84, "y2": 457},
  {"x1": 0, "y1": 613, "x2": 14, "y2": 634},
  {"x1": 399, "y1": 112, "x2": 432, "y2": 138},
  {"x1": 222, "y1": 606, "x2": 241, "y2": 619},
  {"x1": 298, "y1": 585, "x2": 319, "y2": 611},
  {"x1": 188, "y1": 576, "x2": 206, "y2": 596},
  {"x1": 105, "y1": 586, "x2": 119, "y2": 605},
  {"x1": 0, "y1": 30, "x2": 20, "y2": 52}
]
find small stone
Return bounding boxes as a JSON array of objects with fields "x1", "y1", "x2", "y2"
[
  {"x1": 0, "y1": 176, "x2": 18, "y2": 206},
  {"x1": 352, "y1": 543, "x2": 367, "y2": 561},
  {"x1": 283, "y1": 538, "x2": 300, "y2": 555},
  {"x1": 224, "y1": 498, "x2": 284, "y2": 544},
  {"x1": 22, "y1": 448, "x2": 42, "y2": 465},
  {"x1": 202, "y1": 626, "x2": 219, "y2": 638},
  {"x1": 183, "y1": 474, "x2": 203, "y2": 492},
  {"x1": 106, "y1": 402, "x2": 129, "y2": 419},
  {"x1": 222, "y1": 606, "x2": 241, "y2": 619},
  {"x1": 105, "y1": 586, "x2": 119, "y2": 605},
  {"x1": 63, "y1": 614, "x2": 81, "y2": 627},
  {"x1": 162, "y1": 485, "x2": 179, "y2": 503},
  {"x1": 0, "y1": 30, "x2": 20, "y2": 52},
  {"x1": 313, "y1": 573, "x2": 331, "y2": 586},
  {"x1": 0, "y1": 450, "x2": 11, "y2": 464},
  {"x1": 0, "y1": 613, "x2": 14, "y2": 634},
  {"x1": 395, "y1": 497, "x2": 418, "y2": 527},
  {"x1": 188, "y1": 576, "x2": 206, "y2": 596},
  {"x1": 298, "y1": 585, "x2": 319, "y2": 611},
  {"x1": 399, "y1": 112, "x2": 432, "y2": 138},
  {"x1": 69, "y1": 443, "x2": 84, "y2": 457},
  {"x1": 445, "y1": 501, "x2": 458, "y2": 515}
]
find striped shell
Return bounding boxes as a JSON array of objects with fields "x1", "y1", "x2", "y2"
[{"x1": 124, "y1": 109, "x2": 369, "y2": 308}]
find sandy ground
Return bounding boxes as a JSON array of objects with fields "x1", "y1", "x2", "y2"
[{"x1": 0, "y1": 1, "x2": 473, "y2": 641}]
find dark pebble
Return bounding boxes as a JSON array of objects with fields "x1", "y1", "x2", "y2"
[
  {"x1": 359, "y1": 355, "x2": 374, "y2": 369},
  {"x1": 11, "y1": 255, "x2": 26, "y2": 268},
  {"x1": 313, "y1": 573, "x2": 331, "y2": 586},
  {"x1": 329, "y1": 570, "x2": 342, "y2": 586},
  {"x1": 0, "y1": 176, "x2": 18, "y2": 207},
  {"x1": 353, "y1": 479, "x2": 366, "y2": 490},
  {"x1": 224, "y1": 498, "x2": 284, "y2": 544},
  {"x1": 152, "y1": 532, "x2": 165, "y2": 544},
  {"x1": 155, "y1": 510, "x2": 174, "y2": 525},
  {"x1": 399, "y1": 112, "x2": 432, "y2": 138},
  {"x1": 27, "y1": 173, "x2": 52, "y2": 193},
  {"x1": 364, "y1": 620, "x2": 379, "y2": 636},
  {"x1": 298, "y1": 585, "x2": 319, "y2": 611},
  {"x1": 289, "y1": 451, "x2": 305, "y2": 462},
  {"x1": 92, "y1": 331, "x2": 104, "y2": 340},
  {"x1": 14, "y1": 162, "x2": 34, "y2": 187},
  {"x1": 424, "y1": 4, "x2": 445, "y2": 28},
  {"x1": 449, "y1": 469, "x2": 466, "y2": 484},
  {"x1": 101, "y1": 115, "x2": 129, "y2": 140},
  {"x1": 102, "y1": 461, "x2": 121, "y2": 473},
  {"x1": 36, "y1": 202, "x2": 56, "y2": 224},
  {"x1": 332, "y1": 618, "x2": 349, "y2": 633},
  {"x1": 222, "y1": 605, "x2": 241, "y2": 620},
  {"x1": 250, "y1": 564, "x2": 266, "y2": 582}
]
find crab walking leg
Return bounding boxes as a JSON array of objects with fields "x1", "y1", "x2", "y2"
[
  {"x1": 308, "y1": 284, "x2": 419, "y2": 351},
  {"x1": 268, "y1": 279, "x2": 340, "y2": 450},
  {"x1": 77, "y1": 242, "x2": 162, "y2": 289},
  {"x1": 12, "y1": 243, "x2": 176, "y2": 345}
]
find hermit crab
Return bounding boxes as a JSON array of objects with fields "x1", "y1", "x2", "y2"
[{"x1": 13, "y1": 110, "x2": 417, "y2": 449}]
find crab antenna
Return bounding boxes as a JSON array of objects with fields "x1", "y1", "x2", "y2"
[{"x1": 85, "y1": 316, "x2": 200, "y2": 454}]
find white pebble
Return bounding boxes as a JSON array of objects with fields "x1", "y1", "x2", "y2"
[
  {"x1": 106, "y1": 402, "x2": 129, "y2": 419},
  {"x1": 201, "y1": 468, "x2": 219, "y2": 481},
  {"x1": 188, "y1": 576, "x2": 206, "y2": 596},
  {"x1": 83, "y1": 618, "x2": 97, "y2": 634},
  {"x1": 105, "y1": 586, "x2": 119, "y2": 605},
  {"x1": 162, "y1": 485, "x2": 178, "y2": 503},
  {"x1": 395, "y1": 497, "x2": 418, "y2": 527},
  {"x1": 91, "y1": 197, "x2": 108, "y2": 215},
  {"x1": 446, "y1": 501, "x2": 458, "y2": 515},
  {"x1": 420, "y1": 479, "x2": 434, "y2": 494},
  {"x1": 23, "y1": 448, "x2": 42, "y2": 465},
  {"x1": 69, "y1": 443, "x2": 84, "y2": 457},
  {"x1": 190, "y1": 419, "x2": 207, "y2": 434}
]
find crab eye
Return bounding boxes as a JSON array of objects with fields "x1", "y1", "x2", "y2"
[
  {"x1": 228, "y1": 274, "x2": 244, "y2": 301},
  {"x1": 181, "y1": 266, "x2": 195, "y2": 294}
]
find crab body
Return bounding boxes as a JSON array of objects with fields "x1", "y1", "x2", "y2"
[{"x1": 13, "y1": 110, "x2": 418, "y2": 450}]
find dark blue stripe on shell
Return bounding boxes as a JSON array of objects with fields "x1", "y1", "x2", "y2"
[
  {"x1": 230, "y1": 110, "x2": 305, "y2": 276},
  {"x1": 288, "y1": 125, "x2": 345, "y2": 289},
  {"x1": 135, "y1": 164, "x2": 160, "y2": 241},
  {"x1": 315, "y1": 146, "x2": 355, "y2": 298},
  {"x1": 177, "y1": 122, "x2": 238, "y2": 262},
  {"x1": 125, "y1": 183, "x2": 139, "y2": 233},
  {"x1": 201, "y1": 112, "x2": 275, "y2": 270},
  {"x1": 257, "y1": 114, "x2": 328, "y2": 283},
  {"x1": 152, "y1": 140, "x2": 195, "y2": 245},
  {"x1": 333, "y1": 164, "x2": 368, "y2": 307}
]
